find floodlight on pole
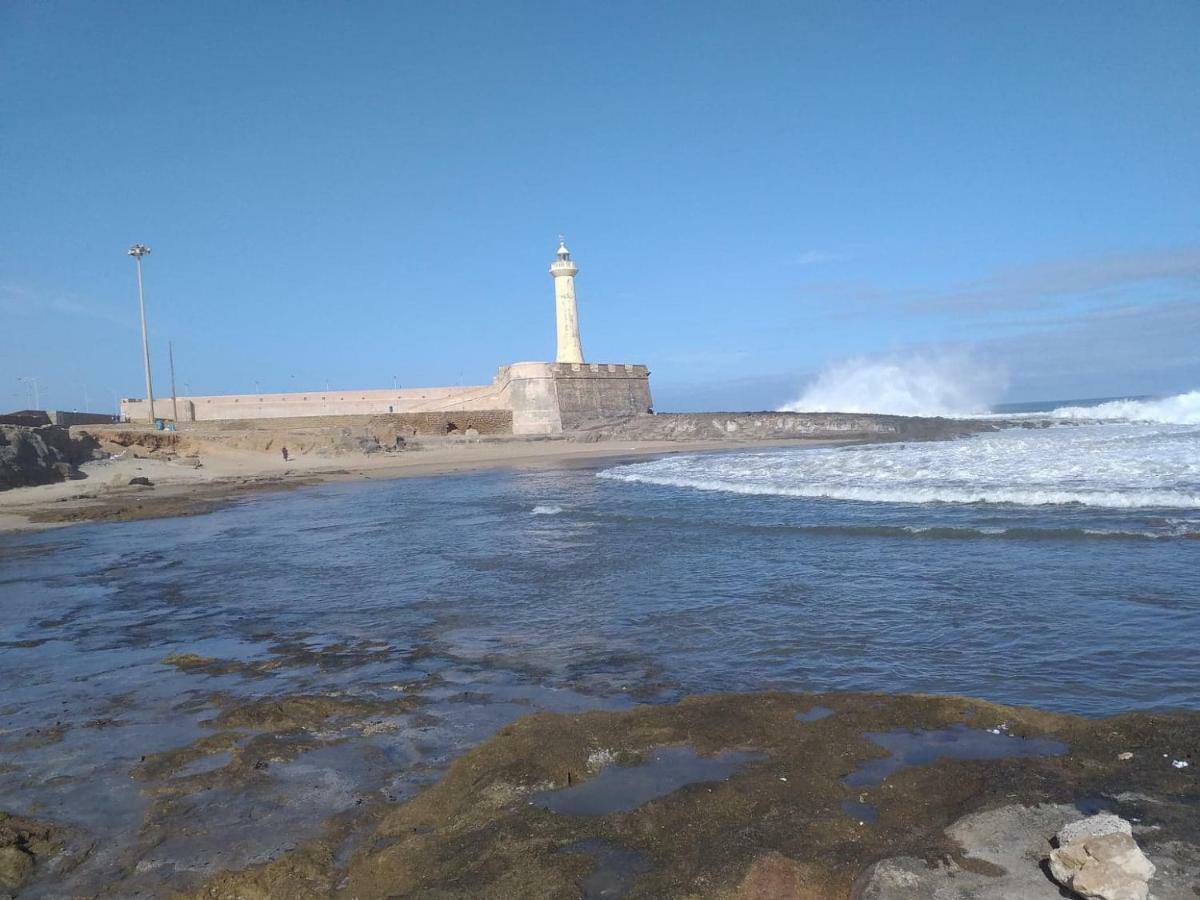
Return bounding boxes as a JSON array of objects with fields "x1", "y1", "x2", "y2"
[{"x1": 128, "y1": 244, "x2": 156, "y2": 423}]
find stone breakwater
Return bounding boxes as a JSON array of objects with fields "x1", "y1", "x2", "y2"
[{"x1": 572, "y1": 411, "x2": 1001, "y2": 443}]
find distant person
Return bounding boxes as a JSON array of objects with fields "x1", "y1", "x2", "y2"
[{"x1": 281, "y1": 447, "x2": 289, "y2": 462}]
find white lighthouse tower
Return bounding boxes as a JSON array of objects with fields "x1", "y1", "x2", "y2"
[{"x1": 549, "y1": 237, "x2": 584, "y2": 364}]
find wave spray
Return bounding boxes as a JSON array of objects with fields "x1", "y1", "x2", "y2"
[{"x1": 781, "y1": 352, "x2": 1007, "y2": 417}]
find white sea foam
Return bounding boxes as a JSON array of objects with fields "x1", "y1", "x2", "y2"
[
  {"x1": 781, "y1": 352, "x2": 1005, "y2": 417},
  {"x1": 1050, "y1": 390, "x2": 1200, "y2": 425},
  {"x1": 598, "y1": 423, "x2": 1200, "y2": 510},
  {"x1": 531, "y1": 505, "x2": 564, "y2": 516}
]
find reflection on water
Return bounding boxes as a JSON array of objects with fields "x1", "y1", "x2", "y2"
[
  {"x1": 843, "y1": 725, "x2": 1068, "y2": 787},
  {"x1": 0, "y1": 458, "x2": 1197, "y2": 893},
  {"x1": 533, "y1": 746, "x2": 764, "y2": 816},
  {"x1": 796, "y1": 705, "x2": 836, "y2": 722},
  {"x1": 562, "y1": 839, "x2": 653, "y2": 899}
]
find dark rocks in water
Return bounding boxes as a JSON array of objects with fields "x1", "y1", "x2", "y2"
[
  {"x1": 188, "y1": 691, "x2": 1200, "y2": 900},
  {"x1": 560, "y1": 839, "x2": 651, "y2": 899},
  {"x1": 0, "y1": 811, "x2": 64, "y2": 895},
  {"x1": 128, "y1": 476, "x2": 154, "y2": 487}
]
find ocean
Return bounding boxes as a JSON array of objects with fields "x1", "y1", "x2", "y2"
[{"x1": 0, "y1": 391, "x2": 1197, "y2": 893}]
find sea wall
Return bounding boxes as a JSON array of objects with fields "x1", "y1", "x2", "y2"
[
  {"x1": 572, "y1": 411, "x2": 995, "y2": 442},
  {"x1": 121, "y1": 383, "x2": 504, "y2": 423},
  {"x1": 552, "y1": 363, "x2": 653, "y2": 426},
  {"x1": 119, "y1": 362, "x2": 653, "y2": 436},
  {"x1": 501, "y1": 361, "x2": 653, "y2": 435}
]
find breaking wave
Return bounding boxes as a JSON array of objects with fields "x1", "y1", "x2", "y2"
[
  {"x1": 598, "y1": 423, "x2": 1200, "y2": 511},
  {"x1": 1051, "y1": 390, "x2": 1200, "y2": 425},
  {"x1": 781, "y1": 352, "x2": 1006, "y2": 418},
  {"x1": 531, "y1": 505, "x2": 564, "y2": 516}
]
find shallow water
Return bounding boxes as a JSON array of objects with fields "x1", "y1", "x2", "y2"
[
  {"x1": 562, "y1": 839, "x2": 651, "y2": 899},
  {"x1": 796, "y1": 705, "x2": 836, "y2": 722},
  {"x1": 843, "y1": 725, "x2": 1069, "y2": 787},
  {"x1": 0, "y1": 432, "x2": 1197, "y2": 892},
  {"x1": 532, "y1": 747, "x2": 764, "y2": 816},
  {"x1": 840, "y1": 799, "x2": 879, "y2": 824}
]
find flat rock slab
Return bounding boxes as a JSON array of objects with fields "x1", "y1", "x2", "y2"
[
  {"x1": 132, "y1": 691, "x2": 1200, "y2": 899},
  {"x1": 858, "y1": 804, "x2": 1198, "y2": 900}
]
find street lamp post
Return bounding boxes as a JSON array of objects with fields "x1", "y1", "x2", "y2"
[
  {"x1": 128, "y1": 244, "x2": 156, "y2": 423},
  {"x1": 168, "y1": 340, "x2": 180, "y2": 423}
]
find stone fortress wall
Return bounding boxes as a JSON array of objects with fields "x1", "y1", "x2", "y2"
[{"x1": 122, "y1": 362, "x2": 652, "y2": 436}]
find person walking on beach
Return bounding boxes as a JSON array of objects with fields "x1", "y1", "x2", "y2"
[{"x1": 281, "y1": 446, "x2": 289, "y2": 462}]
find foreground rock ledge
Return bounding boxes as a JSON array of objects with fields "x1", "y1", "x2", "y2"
[{"x1": 164, "y1": 692, "x2": 1197, "y2": 898}]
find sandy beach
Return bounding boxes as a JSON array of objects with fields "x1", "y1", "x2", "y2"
[{"x1": 0, "y1": 435, "x2": 847, "y2": 534}]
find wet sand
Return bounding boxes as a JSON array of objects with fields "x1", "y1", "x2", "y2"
[{"x1": 0, "y1": 436, "x2": 845, "y2": 533}]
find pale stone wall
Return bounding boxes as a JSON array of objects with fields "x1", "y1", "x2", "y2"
[
  {"x1": 552, "y1": 363, "x2": 653, "y2": 426},
  {"x1": 502, "y1": 362, "x2": 563, "y2": 436},
  {"x1": 121, "y1": 362, "x2": 652, "y2": 436},
  {"x1": 122, "y1": 383, "x2": 503, "y2": 424},
  {"x1": 500, "y1": 362, "x2": 653, "y2": 434}
]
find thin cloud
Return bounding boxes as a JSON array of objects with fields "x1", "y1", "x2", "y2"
[
  {"x1": 0, "y1": 283, "x2": 130, "y2": 328},
  {"x1": 807, "y1": 245, "x2": 1200, "y2": 318},
  {"x1": 793, "y1": 250, "x2": 845, "y2": 267},
  {"x1": 915, "y1": 245, "x2": 1200, "y2": 313}
]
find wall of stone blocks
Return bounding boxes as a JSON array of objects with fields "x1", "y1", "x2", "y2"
[
  {"x1": 119, "y1": 361, "x2": 652, "y2": 436},
  {"x1": 121, "y1": 382, "x2": 506, "y2": 423},
  {"x1": 378, "y1": 411, "x2": 512, "y2": 435},
  {"x1": 550, "y1": 363, "x2": 653, "y2": 426}
]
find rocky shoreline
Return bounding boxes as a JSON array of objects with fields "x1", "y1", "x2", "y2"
[
  {"x1": 0, "y1": 411, "x2": 1016, "y2": 533},
  {"x1": 0, "y1": 425, "x2": 102, "y2": 490},
  {"x1": 6, "y1": 687, "x2": 1196, "y2": 898}
]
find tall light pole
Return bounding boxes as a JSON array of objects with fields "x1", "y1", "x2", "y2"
[
  {"x1": 168, "y1": 340, "x2": 179, "y2": 423},
  {"x1": 128, "y1": 244, "x2": 156, "y2": 423}
]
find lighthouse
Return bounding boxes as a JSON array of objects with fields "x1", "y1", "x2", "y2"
[{"x1": 549, "y1": 237, "x2": 584, "y2": 364}]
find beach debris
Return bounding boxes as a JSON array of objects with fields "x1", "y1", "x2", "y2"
[
  {"x1": 128, "y1": 476, "x2": 154, "y2": 486},
  {"x1": 1117, "y1": 751, "x2": 1133, "y2": 761},
  {"x1": 1048, "y1": 814, "x2": 1155, "y2": 900},
  {"x1": 1171, "y1": 759, "x2": 1188, "y2": 769}
]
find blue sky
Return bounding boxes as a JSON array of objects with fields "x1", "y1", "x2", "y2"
[{"x1": 2, "y1": 1, "x2": 1198, "y2": 413}]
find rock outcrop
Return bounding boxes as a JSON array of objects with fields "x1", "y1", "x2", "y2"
[
  {"x1": 0, "y1": 812, "x2": 62, "y2": 895},
  {"x1": 1049, "y1": 815, "x2": 1156, "y2": 900},
  {"x1": 0, "y1": 425, "x2": 100, "y2": 490}
]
